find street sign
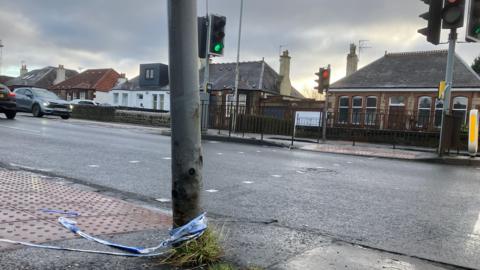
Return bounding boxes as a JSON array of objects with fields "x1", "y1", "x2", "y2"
[
  {"x1": 468, "y1": 109, "x2": 479, "y2": 156},
  {"x1": 438, "y1": 80, "x2": 446, "y2": 99}
]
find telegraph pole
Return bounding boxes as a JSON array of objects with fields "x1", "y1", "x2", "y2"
[
  {"x1": 233, "y1": 0, "x2": 244, "y2": 131},
  {"x1": 438, "y1": 28, "x2": 457, "y2": 155},
  {"x1": 167, "y1": 0, "x2": 203, "y2": 227}
]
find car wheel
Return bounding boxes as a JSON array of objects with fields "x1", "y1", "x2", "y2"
[
  {"x1": 61, "y1": 115, "x2": 70, "y2": 120},
  {"x1": 32, "y1": 104, "x2": 44, "y2": 117},
  {"x1": 5, "y1": 111, "x2": 16, "y2": 120}
]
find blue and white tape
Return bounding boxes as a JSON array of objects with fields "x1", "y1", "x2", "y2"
[{"x1": 0, "y1": 212, "x2": 207, "y2": 257}]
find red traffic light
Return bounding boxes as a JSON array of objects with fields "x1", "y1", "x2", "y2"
[{"x1": 322, "y1": 70, "x2": 330, "y2": 79}]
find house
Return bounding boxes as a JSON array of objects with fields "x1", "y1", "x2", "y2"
[
  {"x1": 328, "y1": 50, "x2": 480, "y2": 131},
  {"x1": 0, "y1": 75, "x2": 13, "y2": 85},
  {"x1": 6, "y1": 65, "x2": 78, "y2": 90},
  {"x1": 50, "y1": 68, "x2": 121, "y2": 101},
  {"x1": 109, "y1": 63, "x2": 170, "y2": 111},
  {"x1": 205, "y1": 50, "x2": 305, "y2": 116}
]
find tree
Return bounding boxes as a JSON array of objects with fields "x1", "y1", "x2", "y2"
[
  {"x1": 301, "y1": 84, "x2": 325, "y2": 101},
  {"x1": 472, "y1": 56, "x2": 480, "y2": 75}
]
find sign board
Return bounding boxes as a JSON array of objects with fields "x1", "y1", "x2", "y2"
[
  {"x1": 468, "y1": 109, "x2": 479, "y2": 156},
  {"x1": 438, "y1": 80, "x2": 446, "y2": 99},
  {"x1": 294, "y1": 111, "x2": 323, "y2": 127}
]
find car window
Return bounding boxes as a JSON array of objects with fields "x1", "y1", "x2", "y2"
[
  {"x1": 79, "y1": 101, "x2": 93, "y2": 105},
  {"x1": 32, "y1": 88, "x2": 59, "y2": 99},
  {"x1": 15, "y1": 89, "x2": 25, "y2": 95},
  {"x1": 25, "y1": 90, "x2": 33, "y2": 96}
]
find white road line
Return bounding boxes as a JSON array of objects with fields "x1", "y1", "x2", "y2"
[
  {"x1": 296, "y1": 170, "x2": 306, "y2": 174},
  {"x1": 238, "y1": 152, "x2": 244, "y2": 154},
  {"x1": 217, "y1": 153, "x2": 223, "y2": 155},
  {"x1": 334, "y1": 164, "x2": 340, "y2": 167},
  {"x1": 129, "y1": 160, "x2": 140, "y2": 164},
  {"x1": 242, "y1": 181, "x2": 254, "y2": 184},
  {"x1": 205, "y1": 189, "x2": 219, "y2": 193},
  {"x1": 347, "y1": 161, "x2": 353, "y2": 164},
  {"x1": 162, "y1": 157, "x2": 172, "y2": 160},
  {"x1": 155, "y1": 198, "x2": 171, "y2": 203},
  {"x1": 271, "y1": 174, "x2": 282, "y2": 178},
  {"x1": 88, "y1": 165, "x2": 100, "y2": 168},
  {"x1": 256, "y1": 150, "x2": 262, "y2": 153},
  {"x1": 316, "y1": 166, "x2": 324, "y2": 169},
  {"x1": 209, "y1": 141, "x2": 220, "y2": 144}
]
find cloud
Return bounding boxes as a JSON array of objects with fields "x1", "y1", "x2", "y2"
[{"x1": 0, "y1": 0, "x2": 478, "y2": 92}]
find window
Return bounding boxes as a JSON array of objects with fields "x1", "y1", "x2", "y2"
[
  {"x1": 113, "y1": 93, "x2": 119, "y2": 104},
  {"x1": 225, "y1": 94, "x2": 247, "y2": 117},
  {"x1": 365, "y1": 96, "x2": 377, "y2": 126},
  {"x1": 15, "y1": 89, "x2": 25, "y2": 95},
  {"x1": 145, "y1": 69, "x2": 154, "y2": 80},
  {"x1": 137, "y1": 93, "x2": 144, "y2": 100},
  {"x1": 338, "y1": 96, "x2": 349, "y2": 124},
  {"x1": 159, "y1": 94, "x2": 165, "y2": 110},
  {"x1": 434, "y1": 99, "x2": 443, "y2": 127},
  {"x1": 417, "y1": 96, "x2": 432, "y2": 128},
  {"x1": 122, "y1": 93, "x2": 128, "y2": 106},
  {"x1": 152, "y1": 94, "x2": 158, "y2": 110},
  {"x1": 79, "y1": 91, "x2": 86, "y2": 100},
  {"x1": 66, "y1": 92, "x2": 72, "y2": 101},
  {"x1": 389, "y1": 96, "x2": 405, "y2": 106},
  {"x1": 352, "y1": 96, "x2": 363, "y2": 125},
  {"x1": 452, "y1": 96, "x2": 468, "y2": 123}
]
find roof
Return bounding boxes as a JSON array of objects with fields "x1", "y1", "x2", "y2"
[
  {"x1": 202, "y1": 61, "x2": 304, "y2": 99},
  {"x1": 51, "y1": 68, "x2": 120, "y2": 92},
  {"x1": 6, "y1": 67, "x2": 78, "y2": 88},
  {"x1": 331, "y1": 50, "x2": 480, "y2": 89},
  {"x1": 112, "y1": 76, "x2": 169, "y2": 91}
]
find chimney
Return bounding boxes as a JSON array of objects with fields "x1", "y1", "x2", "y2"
[
  {"x1": 53, "y1": 64, "x2": 66, "y2": 85},
  {"x1": 116, "y1": 73, "x2": 127, "y2": 85},
  {"x1": 279, "y1": 50, "x2": 292, "y2": 96},
  {"x1": 20, "y1": 64, "x2": 28, "y2": 77},
  {"x1": 346, "y1": 43, "x2": 359, "y2": 76}
]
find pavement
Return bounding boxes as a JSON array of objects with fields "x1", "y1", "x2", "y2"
[{"x1": 1, "y1": 114, "x2": 480, "y2": 269}]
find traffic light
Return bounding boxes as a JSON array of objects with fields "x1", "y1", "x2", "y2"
[
  {"x1": 466, "y1": 0, "x2": 480, "y2": 42},
  {"x1": 442, "y1": 0, "x2": 465, "y2": 29},
  {"x1": 418, "y1": 0, "x2": 443, "y2": 45},
  {"x1": 209, "y1": 15, "x2": 226, "y2": 56},
  {"x1": 198, "y1": 16, "x2": 208, "y2": 58},
  {"x1": 314, "y1": 67, "x2": 331, "y2": 93}
]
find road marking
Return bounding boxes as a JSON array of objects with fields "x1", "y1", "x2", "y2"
[
  {"x1": 316, "y1": 166, "x2": 324, "y2": 169},
  {"x1": 347, "y1": 161, "x2": 353, "y2": 164},
  {"x1": 272, "y1": 149, "x2": 277, "y2": 152},
  {"x1": 155, "y1": 198, "x2": 171, "y2": 203},
  {"x1": 209, "y1": 141, "x2": 220, "y2": 144},
  {"x1": 333, "y1": 164, "x2": 340, "y2": 167},
  {"x1": 129, "y1": 160, "x2": 140, "y2": 164},
  {"x1": 205, "y1": 189, "x2": 219, "y2": 193},
  {"x1": 217, "y1": 153, "x2": 223, "y2": 155},
  {"x1": 368, "y1": 157, "x2": 376, "y2": 160},
  {"x1": 88, "y1": 165, "x2": 100, "y2": 168},
  {"x1": 9, "y1": 163, "x2": 52, "y2": 172},
  {"x1": 242, "y1": 181, "x2": 254, "y2": 184},
  {"x1": 256, "y1": 150, "x2": 262, "y2": 153},
  {"x1": 162, "y1": 157, "x2": 172, "y2": 160},
  {"x1": 271, "y1": 174, "x2": 282, "y2": 178},
  {"x1": 238, "y1": 152, "x2": 244, "y2": 154},
  {"x1": 296, "y1": 170, "x2": 306, "y2": 174}
]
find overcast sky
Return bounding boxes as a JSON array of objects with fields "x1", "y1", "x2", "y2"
[{"x1": 0, "y1": 0, "x2": 479, "y2": 94}]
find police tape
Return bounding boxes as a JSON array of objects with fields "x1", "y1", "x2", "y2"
[{"x1": 0, "y1": 212, "x2": 207, "y2": 257}]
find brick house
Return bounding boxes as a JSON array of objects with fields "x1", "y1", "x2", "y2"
[
  {"x1": 328, "y1": 50, "x2": 480, "y2": 131},
  {"x1": 50, "y1": 68, "x2": 121, "y2": 101},
  {"x1": 204, "y1": 50, "x2": 305, "y2": 116}
]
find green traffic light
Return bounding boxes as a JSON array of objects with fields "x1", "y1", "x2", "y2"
[
  {"x1": 213, "y1": 43, "x2": 223, "y2": 53},
  {"x1": 475, "y1": 26, "x2": 480, "y2": 35}
]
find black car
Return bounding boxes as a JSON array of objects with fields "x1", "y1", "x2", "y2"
[
  {"x1": 14, "y1": 87, "x2": 72, "y2": 119},
  {"x1": 0, "y1": 83, "x2": 16, "y2": 119}
]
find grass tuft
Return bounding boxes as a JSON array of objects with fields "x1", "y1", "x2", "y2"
[{"x1": 161, "y1": 228, "x2": 223, "y2": 267}]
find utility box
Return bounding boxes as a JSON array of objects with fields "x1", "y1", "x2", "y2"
[{"x1": 469, "y1": 109, "x2": 479, "y2": 156}]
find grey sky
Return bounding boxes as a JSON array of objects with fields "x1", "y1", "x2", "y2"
[{"x1": 0, "y1": 0, "x2": 479, "y2": 93}]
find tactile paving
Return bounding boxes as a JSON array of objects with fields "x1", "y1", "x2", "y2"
[{"x1": 0, "y1": 169, "x2": 172, "y2": 251}]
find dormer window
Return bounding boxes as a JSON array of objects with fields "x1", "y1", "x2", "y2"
[{"x1": 145, "y1": 69, "x2": 155, "y2": 80}]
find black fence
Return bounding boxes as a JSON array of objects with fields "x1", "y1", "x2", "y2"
[{"x1": 202, "y1": 103, "x2": 476, "y2": 150}]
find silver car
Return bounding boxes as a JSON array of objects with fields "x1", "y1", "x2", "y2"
[{"x1": 14, "y1": 87, "x2": 73, "y2": 119}]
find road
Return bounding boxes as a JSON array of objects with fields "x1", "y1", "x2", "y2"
[{"x1": 1, "y1": 114, "x2": 480, "y2": 269}]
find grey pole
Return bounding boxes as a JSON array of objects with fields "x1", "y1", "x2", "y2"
[
  {"x1": 0, "y1": 40, "x2": 4, "y2": 75},
  {"x1": 322, "y1": 64, "x2": 330, "y2": 143},
  {"x1": 438, "y1": 29, "x2": 457, "y2": 156},
  {"x1": 167, "y1": 0, "x2": 203, "y2": 227},
  {"x1": 233, "y1": 0, "x2": 244, "y2": 131}
]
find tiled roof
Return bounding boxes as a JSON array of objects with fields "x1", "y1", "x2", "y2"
[
  {"x1": 0, "y1": 75, "x2": 13, "y2": 84},
  {"x1": 51, "y1": 68, "x2": 120, "y2": 92},
  {"x1": 6, "y1": 67, "x2": 78, "y2": 88},
  {"x1": 331, "y1": 50, "x2": 480, "y2": 89},
  {"x1": 201, "y1": 61, "x2": 304, "y2": 98}
]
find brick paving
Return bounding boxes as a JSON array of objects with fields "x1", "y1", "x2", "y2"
[{"x1": 0, "y1": 169, "x2": 171, "y2": 250}]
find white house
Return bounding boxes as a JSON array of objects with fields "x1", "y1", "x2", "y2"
[{"x1": 109, "y1": 63, "x2": 170, "y2": 111}]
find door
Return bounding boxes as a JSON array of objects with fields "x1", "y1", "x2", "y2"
[{"x1": 387, "y1": 96, "x2": 406, "y2": 130}]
